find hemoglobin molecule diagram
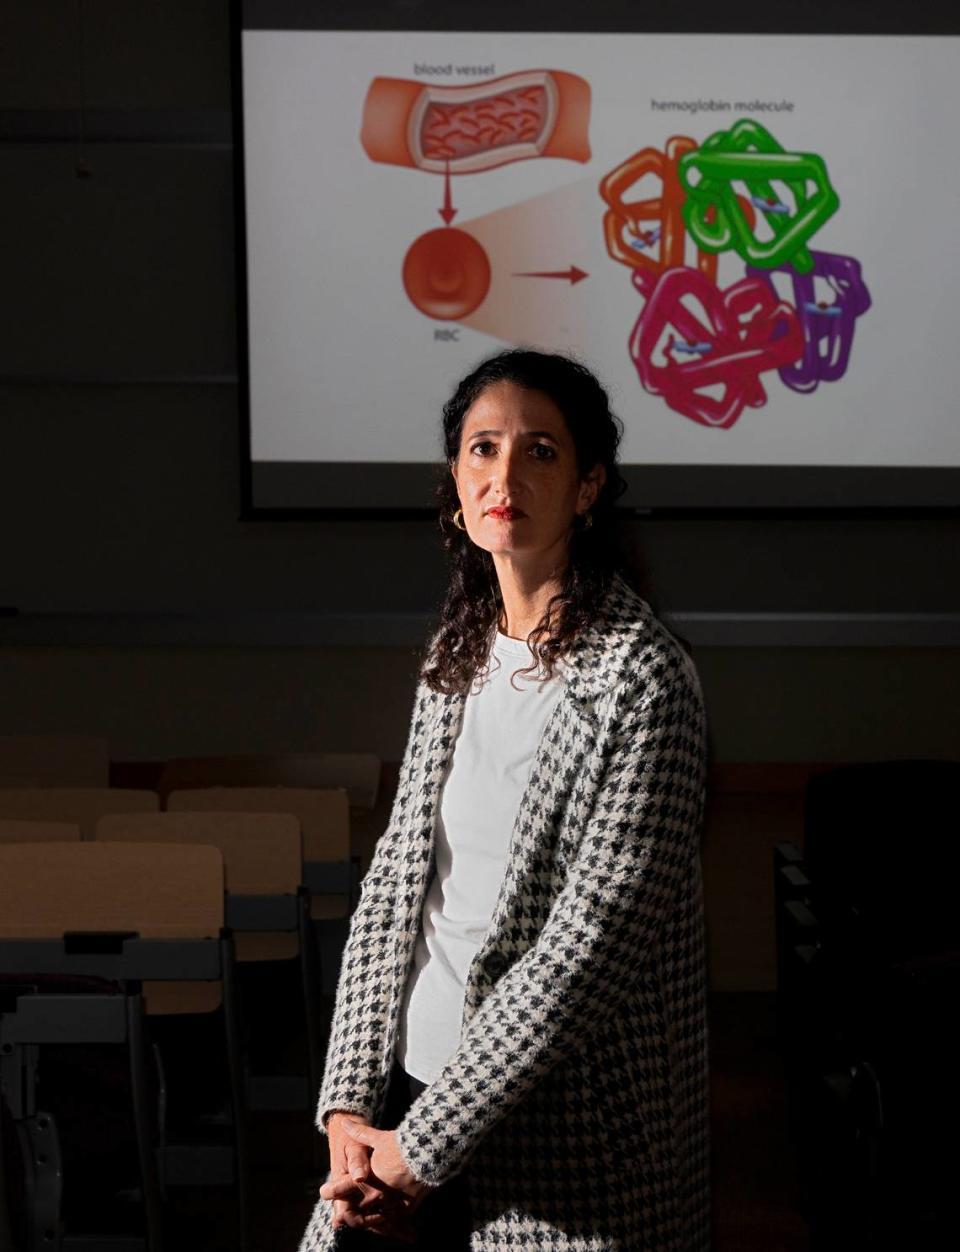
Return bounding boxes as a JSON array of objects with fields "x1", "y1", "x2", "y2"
[{"x1": 599, "y1": 119, "x2": 872, "y2": 428}]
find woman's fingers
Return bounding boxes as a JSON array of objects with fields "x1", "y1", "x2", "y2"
[
  {"x1": 338, "y1": 1208, "x2": 417, "y2": 1242},
  {"x1": 319, "y1": 1176, "x2": 348, "y2": 1201},
  {"x1": 321, "y1": 1175, "x2": 383, "y2": 1203},
  {"x1": 336, "y1": 1206, "x2": 372, "y2": 1230},
  {"x1": 345, "y1": 1140, "x2": 371, "y2": 1182},
  {"x1": 353, "y1": 1179, "x2": 387, "y2": 1210},
  {"x1": 332, "y1": 1198, "x2": 350, "y2": 1227},
  {"x1": 327, "y1": 1114, "x2": 373, "y2": 1191},
  {"x1": 372, "y1": 1214, "x2": 417, "y2": 1243},
  {"x1": 333, "y1": 1195, "x2": 415, "y2": 1239},
  {"x1": 339, "y1": 1124, "x2": 423, "y2": 1197},
  {"x1": 336, "y1": 1213, "x2": 414, "y2": 1242},
  {"x1": 329, "y1": 1177, "x2": 386, "y2": 1232},
  {"x1": 331, "y1": 1181, "x2": 417, "y2": 1236}
]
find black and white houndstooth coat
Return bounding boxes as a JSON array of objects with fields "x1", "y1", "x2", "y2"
[{"x1": 299, "y1": 574, "x2": 711, "y2": 1251}]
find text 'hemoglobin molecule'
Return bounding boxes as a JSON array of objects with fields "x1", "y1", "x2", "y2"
[{"x1": 600, "y1": 119, "x2": 872, "y2": 429}]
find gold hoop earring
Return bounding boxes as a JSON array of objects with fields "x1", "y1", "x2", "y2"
[{"x1": 452, "y1": 508, "x2": 467, "y2": 531}]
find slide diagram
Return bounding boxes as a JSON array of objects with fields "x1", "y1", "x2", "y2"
[
  {"x1": 601, "y1": 119, "x2": 873, "y2": 428},
  {"x1": 360, "y1": 71, "x2": 591, "y2": 320},
  {"x1": 245, "y1": 29, "x2": 960, "y2": 472},
  {"x1": 360, "y1": 72, "x2": 872, "y2": 432}
]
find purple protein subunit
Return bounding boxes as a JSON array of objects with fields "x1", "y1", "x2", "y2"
[{"x1": 746, "y1": 250, "x2": 871, "y2": 393}]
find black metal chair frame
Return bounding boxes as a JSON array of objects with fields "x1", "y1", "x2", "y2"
[
  {"x1": 0, "y1": 931, "x2": 247, "y2": 1252},
  {"x1": 227, "y1": 885, "x2": 323, "y2": 1114},
  {"x1": 773, "y1": 828, "x2": 960, "y2": 1249}
]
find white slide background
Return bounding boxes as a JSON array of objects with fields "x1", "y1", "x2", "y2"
[{"x1": 242, "y1": 31, "x2": 960, "y2": 468}]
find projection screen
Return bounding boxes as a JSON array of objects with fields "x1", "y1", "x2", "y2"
[{"x1": 236, "y1": 2, "x2": 960, "y2": 514}]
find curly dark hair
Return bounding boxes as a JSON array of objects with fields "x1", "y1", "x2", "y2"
[{"x1": 421, "y1": 348, "x2": 651, "y2": 694}]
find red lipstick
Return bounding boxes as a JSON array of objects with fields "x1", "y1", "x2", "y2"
[{"x1": 486, "y1": 507, "x2": 526, "y2": 520}]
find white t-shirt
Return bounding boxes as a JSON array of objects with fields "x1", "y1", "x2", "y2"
[{"x1": 396, "y1": 629, "x2": 567, "y2": 1084}]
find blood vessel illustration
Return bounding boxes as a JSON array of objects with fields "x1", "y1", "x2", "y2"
[
  {"x1": 361, "y1": 71, "x2": 591, "y2": 174},
  {"x1": 363, "y1": 69, "x2": 591, "y2": 321},
  {"x1": 402, "y1": 227, "x2": 491, "y2": 320},
  {"x1": 601, "y1": 122, "x2": 871, "y2": 427}
]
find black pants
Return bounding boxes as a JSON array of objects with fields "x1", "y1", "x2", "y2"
[{"x1": 336, "y1": 1059, "x2": 471, "y2": 1250}]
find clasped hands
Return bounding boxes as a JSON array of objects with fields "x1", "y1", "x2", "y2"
[{"x1": 320, "y1": 1113, "x2": 432, "y2": 1242}]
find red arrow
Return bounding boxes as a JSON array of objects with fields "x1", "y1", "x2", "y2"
[
  {"x1": 512, "y1": 266, "x2": 589, "y2": 285},
  {"x1": 439, "y1": 161, "x2": 457, "y2": 225}
]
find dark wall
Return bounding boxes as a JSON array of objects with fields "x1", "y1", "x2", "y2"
[
  {"x1": 3, "y1": 1, "x2": 959, "y2": 618},
  {"x1": 1, "y1": 1, "x2": 958, "y2": 769}
]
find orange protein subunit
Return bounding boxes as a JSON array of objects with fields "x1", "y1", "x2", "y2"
[
  {"x1": 361, "y1": 70, "x2": 591, "y2": 174},
  {"x1": 599, "y1": 135, "x2": 757, "y2": 280}
]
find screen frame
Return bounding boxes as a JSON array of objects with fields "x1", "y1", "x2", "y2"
[{"x1": 233, "y1": 0, "x2": 960, "y2": 520}]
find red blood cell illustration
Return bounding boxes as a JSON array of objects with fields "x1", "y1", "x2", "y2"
[
  {"x1": 361, "y1": 71, "x2": 591, "y2": 174},
  {"x1": 402, "y1": 227, "x2": 491, "y2": 320}
]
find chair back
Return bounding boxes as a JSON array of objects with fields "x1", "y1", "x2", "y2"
[
  {"x1": 166, "y1": 786, "x2": 349, "y2": 920},
  {"x1": 0, "y1": 839, "x2": 224, "y2": 1016},
  {"x1": 0, "y1": 841, "x2": 222, "y2": 939},
  {"x1": 96, "y1": 810, "x2": 302, "y2": 960},
  {"x1": 0, "y1": 818, "x2": 82, "y2": 843},
  {"x1": 159, "y1": 752, "x2": 379, "y2": 810},
  {"x1": 0, "y1": 788, "x2": 159, "y2": 840}
]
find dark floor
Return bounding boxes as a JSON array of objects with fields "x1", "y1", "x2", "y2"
[
  {"x1": 1, "y1": 991, "x2": 808, "y2": 1251},
  {"x1": 256, "y1": 991, "x2": 809, "y2": 1252},
  {"x1": 708, "y1": 993, "x2": 809, "y2": 1252}
]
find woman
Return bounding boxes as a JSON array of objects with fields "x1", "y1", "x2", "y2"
[{"x1": 299, "y1": 349, "x2": 710, "y2": 1251}]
